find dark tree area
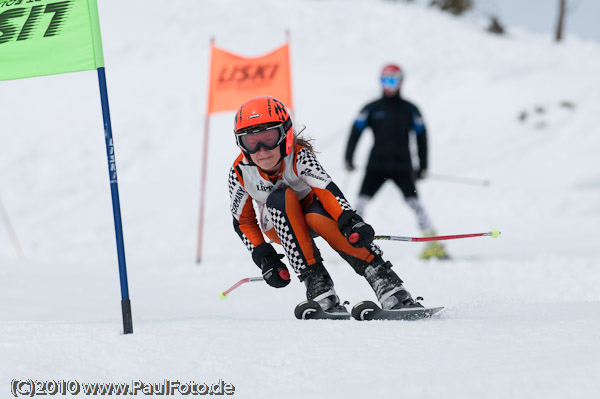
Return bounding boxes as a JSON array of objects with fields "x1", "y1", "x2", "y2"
[
  {"x1": 487, "y1": 16, "x2": 505, "y2": 35},
  {"x1": 429, "y1": 0, "x2": 473, "y2": 15},
  {"x1": 555, "y1": 0, "x2": 566, "y2": 42}
]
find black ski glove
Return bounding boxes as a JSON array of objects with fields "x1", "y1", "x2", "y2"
[
  {"x1": 338, "y1": 210, "x2": 375, "y2": 248},
  {"x1": 252, "y1": 243, "x2": 291, "y2": 288},
  {"x1": 416, "y1": 168, "x2": 427, "y2": 180},
  {"x1": 261, "y1": 254, "x2": 291, "y2": 288}
]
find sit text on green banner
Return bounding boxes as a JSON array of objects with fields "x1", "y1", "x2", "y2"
[{"x1": 0, "y1": 0, "x2": 104, "y2": 81}]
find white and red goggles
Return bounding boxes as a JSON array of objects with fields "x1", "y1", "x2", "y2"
[{"x1": 236, "y1": 121, "x2": 289, "y2": 154}]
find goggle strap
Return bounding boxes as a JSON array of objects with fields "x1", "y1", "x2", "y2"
[{"x1": 283, "y1": 117, "x2": 292, "y2": 132}]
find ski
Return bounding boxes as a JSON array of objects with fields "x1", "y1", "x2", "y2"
[
  {"x1": 351, "y1": 300, "x2": 444, "y2": 321},
  {"x1": 294, "y1": 300, "x2": 351, "y2": 320}
]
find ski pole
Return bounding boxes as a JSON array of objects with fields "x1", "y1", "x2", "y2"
[
  {"x1": 219, "y1": 276, "x2": 264, "y2": 300},
  {"x1": 365, "y1": 229, "x2": 501, "y2": 243},
  {"x1": 428, "y1": 173, "x2": 490, "y2": 187}
]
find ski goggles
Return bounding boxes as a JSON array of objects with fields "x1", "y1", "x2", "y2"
[
  {"x1": 380, "y1": 75, "x2": 402, "y2": 89},
  {"x1": 236, "y1": 123, "x2": 287, "y2": 154}
]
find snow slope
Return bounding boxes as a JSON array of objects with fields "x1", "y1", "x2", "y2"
[{"x1": 1, "y1": 0, "x2": 599, "y2": 398}]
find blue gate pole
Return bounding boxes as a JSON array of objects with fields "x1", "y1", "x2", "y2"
[{"x1": 97, "y1": 67, "x2": 133, "y2": 334}]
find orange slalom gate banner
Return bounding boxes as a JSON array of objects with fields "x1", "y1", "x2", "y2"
[{"x1": 207, "y1": 43, "x2": 293, "y2": 114}]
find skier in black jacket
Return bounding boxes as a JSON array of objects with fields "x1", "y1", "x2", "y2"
[{"x1": 345, "y1": 64, "x2": 448, "y2": 259}]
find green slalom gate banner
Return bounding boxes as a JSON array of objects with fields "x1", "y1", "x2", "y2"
[
  {"x1": 1, "y1": 0, "x2": 133, "y2": 334},
  {"x1": 0, "y1": 0, "x2": 104, "y2": 81}
]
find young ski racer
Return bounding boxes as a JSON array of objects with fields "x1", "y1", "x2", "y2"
[{"x1": 228, "y1": 95, "x2": 426, "y2": 317}]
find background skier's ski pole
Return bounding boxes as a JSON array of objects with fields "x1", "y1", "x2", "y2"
[
  {"x1": 428, "y1": 173, "x2": 490, "y2": 187},
  {"x1": 219, "y1": 276, "x2": 264, "y2": 299},
  {"x1": 364, "y1": 229, "x2": 501, "y2": 243}
]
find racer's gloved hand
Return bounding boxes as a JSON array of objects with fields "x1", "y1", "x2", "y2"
[
  {"x1": 345, "y1": 160, "x2": 356, "y2": 172},
  {"x1": 338, "y1": 210, "x2": 375, "y2": 248},
  {"x1": 252, "y1": 243, "x2": 290, "y2": 288},
  {"x1": 261, "y1": 253, "x2": 291, "y2": 288}
]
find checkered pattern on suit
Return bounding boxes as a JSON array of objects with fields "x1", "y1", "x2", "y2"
[
  {"x1": 296, "y1": 148, "x2": 330, "y2": 180},
  {"x1": 266, "y1": 206, "x2": 307, "y2": 274}
]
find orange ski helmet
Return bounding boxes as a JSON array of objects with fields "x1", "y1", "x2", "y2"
[{"x1": 234, "y1": 96, "x2": 293, "y2": 159}]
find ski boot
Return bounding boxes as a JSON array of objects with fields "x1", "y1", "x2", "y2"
[
  {"x1": 364, "y1": 258, "x2": 422, "y2": 310},
  {"x1": 300, "y1": 262, "x2": 349, "y2": 315},
  {"x1": 419, "y1": 230, "x2": 449, "y2": 260}
]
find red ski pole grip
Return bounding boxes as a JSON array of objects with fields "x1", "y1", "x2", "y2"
[
  {"x1": 279, "y1": 269, "x2": 290, "y2": 280},
  {"x1": 349, "y1": 232, "x2": 359, "y2": 244}
]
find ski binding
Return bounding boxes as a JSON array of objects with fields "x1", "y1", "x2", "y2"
[
  {"x1": 351, "y1": 300, "x2": 443, "y2": 321},
  {"x1": 294, "y1": 300, "x2": 351, "y2": 320}
]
